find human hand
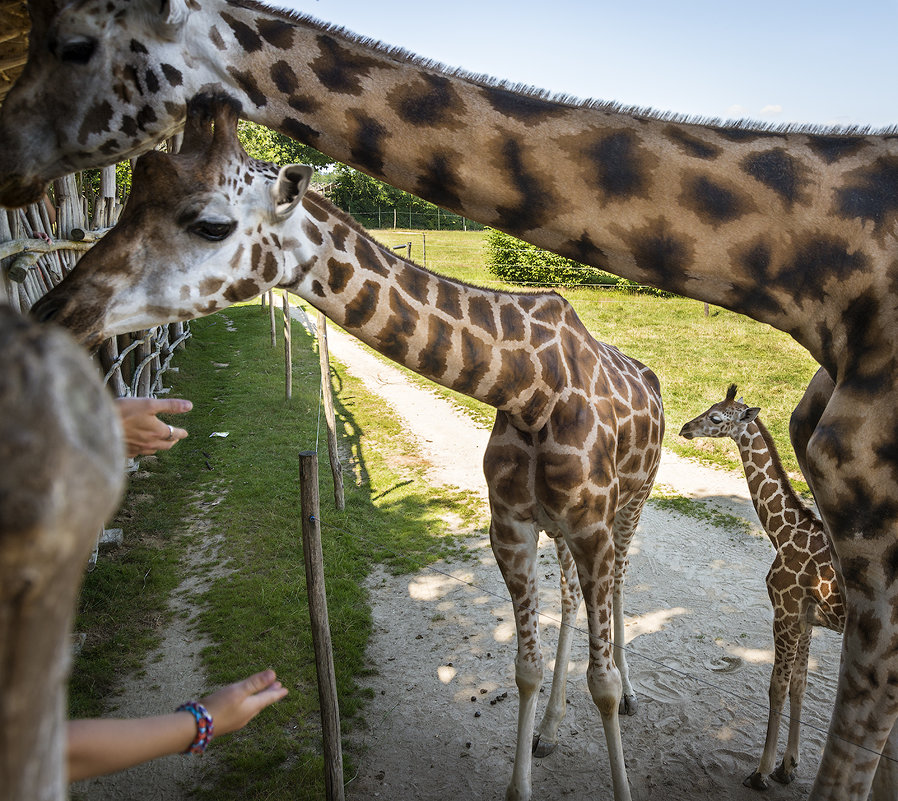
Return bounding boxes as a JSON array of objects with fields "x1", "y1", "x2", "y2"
[
  {"x1": 115, "y1": 397, "x2": 193, "y2": 457},
  {"x1": 199, "y1": 670, "x2": 289, "y2": 737}
]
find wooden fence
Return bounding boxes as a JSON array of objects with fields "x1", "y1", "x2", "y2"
[{"x1": 0, "y1": 162, "x2": 189, "y2": 404}]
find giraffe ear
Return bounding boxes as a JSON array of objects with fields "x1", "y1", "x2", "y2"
[
  {"x1": 273, "y1": 165, "x2": 313, "y2": 219},
  {"x1": 134, "y1": 0, "x2": 190, "y2": 34},
  {"x1": 742, "y1": 407, "x2": 761, "y2": 423}
]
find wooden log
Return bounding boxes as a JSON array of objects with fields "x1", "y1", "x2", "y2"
[
  {"x1": 316, "y1": 311, "x2": 345, "y2": 511},
  {"x1": 283, "y1": 292, "x2": 292, "y2": 400},
  {"x1": 0, "y1": 306, "x2": 124, "y2": 801},
  {"x1": 298, "y1": 452, "x2": 345, "y2": 801}
]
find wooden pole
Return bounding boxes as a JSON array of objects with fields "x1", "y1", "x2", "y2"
[
  {"x1": 282, "y1": 292, "x2": 292, "y2": 400},
  {"x1": 298, "y1": 452, "x2": 345, "y2": 801},
  {"x1": 316, "y1": 311, "x2": 345, "y2": 510},
  {"x1": 268, "y1": 289, "x2": 277, "y2": 347}
]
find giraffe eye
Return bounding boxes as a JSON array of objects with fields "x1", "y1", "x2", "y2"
[
  {"x1": 58, "y1": 38, "x2": 97, "y2": 64},
  {"x1": 188, "y1": 220, "x2": 237, "y2": 242},
  {"x1": 710, "y1": 413, "x2": 723, "y2": 423}
]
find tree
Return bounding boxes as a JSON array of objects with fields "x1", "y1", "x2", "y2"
[{"x1": 237, "y1": 121, "x2": 334, "y2": 169}]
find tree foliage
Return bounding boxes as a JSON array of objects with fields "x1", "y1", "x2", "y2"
[
  {"x1": 325, "y1": 166, "x2": 481, "y2": 230},
  {"x1": 237, "y1": 121, "x2": 334, "y2": 169}
]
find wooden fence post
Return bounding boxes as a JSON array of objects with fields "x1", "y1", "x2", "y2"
[
  {"x1": 268, "y1": 289, "x2": 277, "y2": 347},
  {"x1": 282, "y1": 292, "x2": 292, "y2": 400},
  {"x1": 298, "y1": 452, "x2": 344, "y2": 801},
  {"x1": 316, "y1": 311, "x2": 345, "y2": 510}
]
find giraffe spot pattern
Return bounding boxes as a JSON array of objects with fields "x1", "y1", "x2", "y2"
[
  {"x1": 301, "y1": 217, "x2": 323, "y2": 246},
  {"x1": 327, "y1": 257, "x2": 353, "y2": 293},
  {"x1": 681, "y1": 174, "x2": 750, "y2": 226},
  {"x1": 160, "y1": 63, "x2": 183, "y2": 87},
  {"x1": 416, "y1": 316, "x2": 452, "y2": 378},
  {"x1": 414, "y1": 152, "x2": 463, "y2": 211},
  {"x1": 806, "y1": 135, "x2": 869, "y2": 164},
  {"x1": 436, "y1": 282, "x2": 463, "y2": 319},
  {"x1": 78, "y1": 100, "x2": 114, "y2": 145},
  {"x1": 456, "y1": 329, "x2": 491, "y2": 394},
  {"x1": 585, "y1": 129, "x2": 653, "y2": 200},
  {"x1": 270, "y1": 60, "x2": 297, "y2": 94},
  {"x1": 485, "y1": 349, "x2": 536, "y2": 408},
  {"x1": 209, "y1": 25, "x2": 226, "y2": 51},
  {"x1": 330, "y1": 223, "x2": 350, "y2": 252},
  {"x1": 663, "y1": 125, "x2": 722, "y2": 159},
  {"x1": 280, "y1": 117, "x2": 319, "y2": 144},
  {"x1": 223, "y1": 277, "x2": 260, "y2": 302},
  {"x1": 387, "y1": 72, "x2": 465, "y2": 129},
  {"x1": 742, "y1": 148, "x2": 807, "y2": 206},
  {"x1": 262, "y1": 251, "x2": 278, "y2": 282},
  {"x1": 493, "y1": 136, "x2": 556, "y2": 233},
  {"x1": 499, "y1": 303, "x2": 526, "y2": 341},
  {"x1": 129, "y1": 39, "x2": 148, "y2": 55},
  {"x1": 221, "y1": 12, "x2": 262, "y2": 53},
  {"x1": 835, "y1": 156, "x2": 898, "y2": 232},
  {"x1": 227, "y1": 67, "x2": 268, "y2": 108},
  {"x1": 395, "y1": 265, "x2": 431, "y2": 304},
  {"x1": 347, "y1": 110, "x2": 388, "y2": 176},
  {"x1": 256, "y1": 18, "x2": 295, "y2": 49},
  {"x1": 778, "y1": 236, "x2": 869, "y2": 302},
  {"x1": 144, "y1": 68, "x2": 159, "y2": 94},
  {"x1": 624, "y1": 218, "x2": 694, "y2": 288},
  {"x1": 355, "y1": 236, "x2": 389, "y2": 277},
  {"x1": 481, "y1": 85, "x2": 566, "y2": 123},
  {"x1": 375, "y1": 287, "x2": 418, "y2": 361},
  {"x1": 468, "y1": 295, "x2": 497, "y2": 338},
  {"x1": 558, "y1": 233, "x2": 610, "y2": 271},
  {"x1": 310, "y1": 35, "x2": 382, "y2": 95},
  {"x1": 343, "y1": 280, "x2": 379, "y2": 327},
  {"x1": 199, "y1": 277, "x2": 225, "y2": 295}
]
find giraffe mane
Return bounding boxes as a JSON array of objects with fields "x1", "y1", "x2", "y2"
[
  {"x1": 754, "y1": 418, "x2": 817, "y2": 518},
  {"x1": 237, "y1": 1, "x2": 897, "y2": 136},
  {"x1": 300, "y1": 189, "x2": 558, "y2": 300}
]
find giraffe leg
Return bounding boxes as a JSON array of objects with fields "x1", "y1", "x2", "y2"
[
  {"x1": 745, "y1": 621, "x2": 798, "y2": 790},
  {"x1": 612, "y1": 500, "x2": 645, "y2": 717},
  {"x1": 870, "y1": 721, "x2": 898, "y2": 801},
  {"x1": 805, "y1": 388, "x2": 898, "y2": 801},
  {"x1": 532, "y1": 537, "x2": 582, "y2": 758},
  {"x1": 490, "y1": 514, "x2": 542, "y2": 801},
  {"x1": 569, "y1": 529, "x2": 633, "y2": 801},
  {"x1": 771, "y1": 626, "x2": 812, "y2": 785}
]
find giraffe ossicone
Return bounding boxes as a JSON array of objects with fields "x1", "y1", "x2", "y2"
[{"x1": 34, "y1": 91, "x2": 665, "y2": 801}]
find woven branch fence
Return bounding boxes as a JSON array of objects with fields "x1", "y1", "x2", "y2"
[{"x1": 0, "y1": 158, "x2": 189, "y2": 403}]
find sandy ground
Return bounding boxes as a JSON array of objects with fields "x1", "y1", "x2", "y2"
[{"x1": 78, "y1": 309, "x2": 844, "y2": 800}]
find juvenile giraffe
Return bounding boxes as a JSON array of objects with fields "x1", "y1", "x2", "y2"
[
  {"x1": 3, "y1": 4, "x2": 898, "y2": 796},
  {"x1": 33, "y1": 93, "x2": 664, "y2": 801},
  {"x1": 679, "y1": 384, "x2": 845, "y2": 791}
]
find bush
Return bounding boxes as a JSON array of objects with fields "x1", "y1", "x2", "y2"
[{"x1": 485, "y1": 229, "x2": 671, "y2": 294}]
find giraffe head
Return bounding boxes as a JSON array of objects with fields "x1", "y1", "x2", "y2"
[
  {"x1": 678, "y1": 384, "x2": 761, "y2": 441},
  {"x1": 31, "y1": 91, "x2": 314, "y2": 348},
  {"x1": 0, "y1": 0, "x2": 201, "y2": 206}
]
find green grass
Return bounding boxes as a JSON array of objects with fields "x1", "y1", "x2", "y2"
[{"x1": 71, "y1": 303, "x2": 485, "y2": 799}]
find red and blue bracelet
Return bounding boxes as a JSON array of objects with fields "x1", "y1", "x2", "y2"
[{"x1": 176, "y1": 701, "x2": 214, "y2": 754}]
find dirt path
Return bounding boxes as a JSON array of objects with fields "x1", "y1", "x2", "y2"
[{"x1": 292, "y1": 312, "x2": 842, "y2": 801}]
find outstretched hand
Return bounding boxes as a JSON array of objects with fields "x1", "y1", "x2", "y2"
[
  {"x1": 115, "y1": 397, "x2": 192, "y2": 457},
  {"x1": 200, "y1": 670, "x2": 289, "y2": 736}
]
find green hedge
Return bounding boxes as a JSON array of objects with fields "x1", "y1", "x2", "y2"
[{"x1": 485, "y1": 229, "x2": 665, "y2": 293}]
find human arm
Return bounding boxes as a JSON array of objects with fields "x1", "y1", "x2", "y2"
[
  {"x1": 67, "y1": 669, "x2": 288, "y2": 782},
  {"x1": 115, "y1": 397, "x2": 193, "y2": 457}
]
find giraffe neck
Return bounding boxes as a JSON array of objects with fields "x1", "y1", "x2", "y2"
[
  {"x1": 733, "y1": 419, "x2": 814, "y2": 551},
  {"x1": 194, "y1": 0, "x2": 896, "y2": 375},
  {"x1": 278, "y1": 193, "x2": 570, "y2": 430}
]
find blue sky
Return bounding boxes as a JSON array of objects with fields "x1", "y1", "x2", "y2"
[{"x1": 277, "y1": 0, "x2": 897, "y2": 129}]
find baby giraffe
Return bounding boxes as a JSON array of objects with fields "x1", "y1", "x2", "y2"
[
  {"x1": 33, "y1": 92, "x2": 664, "y2": 801},
  {"x1": 679, "y1": 384, "x2": 844, "y2": 791}
]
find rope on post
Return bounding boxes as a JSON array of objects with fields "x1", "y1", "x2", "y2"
[{"x1": 298, "y1": 452, "x2": 345, "y2": 801}]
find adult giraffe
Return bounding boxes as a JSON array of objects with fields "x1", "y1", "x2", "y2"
[
  {"x1": 1, "y1": 3, "x2": 897, "y2": 797},
  {"x1": 33, "y1": 92, "x2": 664, "y2": 801}
]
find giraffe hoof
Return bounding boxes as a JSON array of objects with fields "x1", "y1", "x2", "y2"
[
  {"x1": 771, "y1": 763, "x2": 796, "y2": 785},
  {"x1": 619, "y1": 692, "x2": 638, "y2": 716},
  {"x1": 743, "y1": 771, "x2": 769, "y2": 791},
  {"x1": 531, "y1": 733, "x2": 557, "y2": 758}
]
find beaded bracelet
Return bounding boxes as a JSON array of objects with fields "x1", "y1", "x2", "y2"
[{"x1": 176, "y1": 701, "x2": 214, "y2": 754}]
